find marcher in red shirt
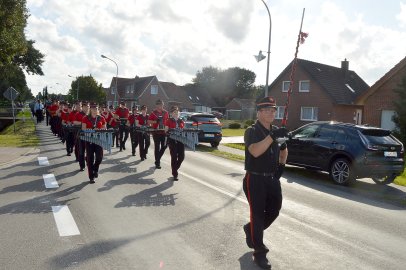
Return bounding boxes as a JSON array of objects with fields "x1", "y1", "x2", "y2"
[
  {"x1": 81, "y1": 103, "x2": 106, "y2": 184},
  {"x1": 74, "y1": 101, "x2": 89, "y2": 171},
  {"x1": 108, "y1": 106, "x2": 119, "y2": 147},
  {"x1": 127, "y1": 106, "x2": 139, "y2": 156},
  {"x1": 148, "y1": 99, "x2": 169, "y2": 169},
  {"x1": 115, "y1": 101, "x2": 130, "y2": 151},
  {"x1": 136, "y1": 105, "x2": 150, "y2": 161},
  {"x1": 48, "y1": 99, "x2": 59, "y2": 135},
  {"x1": 165, "y1": 106, "x2": 185, "y2": 180}
]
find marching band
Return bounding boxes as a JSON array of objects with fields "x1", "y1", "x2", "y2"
[{"x1": 45, "y1": 99, "x2": 200, "y2": 183}]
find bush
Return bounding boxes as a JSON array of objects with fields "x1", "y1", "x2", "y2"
[
  {"x1": 245, "y1": 119, "x2": 255, "y2": 126},
  {"x1": 229, "y1": 122, "x2": 241, "y2": 129}
]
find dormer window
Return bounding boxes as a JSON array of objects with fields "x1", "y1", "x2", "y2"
[
  {"x1": 151, "y1": 85, "x2": 158, "y2": 95},
  {"x1": 299, "y1": 80, "x2": 310, "y2": 92}
]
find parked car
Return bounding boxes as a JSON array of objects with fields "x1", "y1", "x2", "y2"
[
  {"x1": 211, "y1": 111, "x2": 224, "y2": 119},
  {"x1": 184, "y1": 113, "x2": 222, "y2": 147},
  {"x1": 286, "y1": 121, "x2": 404, "y2": 185}
]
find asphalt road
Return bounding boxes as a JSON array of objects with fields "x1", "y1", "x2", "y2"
[{"x1": 0, "y1": 123, "x2": 405, "y2": 270}]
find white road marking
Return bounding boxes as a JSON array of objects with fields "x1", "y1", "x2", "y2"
[
  {"x1": 52, "y1": 205, "x2": 80, "y2": 236},
  {"x1": 37, "y1": 157, "x2": 49, "y2": 166},
  {"x1": 43, "y1": 174, "x2": 59, "y2": 188}
]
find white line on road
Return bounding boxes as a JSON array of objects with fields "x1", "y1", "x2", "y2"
[
  {"x1": 43, "y1": 174, "x2": 59, "y2": 188},
  {"x1": 37, "y1": 157, "x2": 49, "y2": 166},
  {"x1": 51, "y1": 205, "x2": 80, "y2": 237}
]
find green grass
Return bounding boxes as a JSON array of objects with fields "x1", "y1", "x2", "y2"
[
  {"x1": 394, "y1": 166, "x2": 406, "y2": 186},
  {"x1": 0, "y1": 119, "x2": 39, "y2": 147},
  {"x1": 224, "y1": 143, "x2": 245, "y2": 151},
  {"x1": 196, "y1": 145, "x2": 244, "y2": 162},
  {"x1": 17, "y1": 109, "x2": 32, "y2": 118},
  {"x1": 222, "y1": 128, "x2": 246, "y2": 137}
]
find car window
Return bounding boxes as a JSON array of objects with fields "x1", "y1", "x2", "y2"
[
  {"x1": 191, "y1": 116, "x2": 220, "y2": 123},
  {"x1": 334, "y1": 129, "x2": 347, "y2": 142},
  {"x1": 317, "y1": 125, "x2": 337, "y2": 139},
  {"x1": 361, "y1": 129, "x2": 399, "y2": 145},
  {"x1": 293, "y1": 124, "x2": 319, "y2": 138}
]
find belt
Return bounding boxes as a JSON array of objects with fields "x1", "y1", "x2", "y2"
[{"x1": 248, "y1": 171, "x2": 274, "y2": 177}]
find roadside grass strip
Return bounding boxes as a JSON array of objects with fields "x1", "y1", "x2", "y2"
[
  {"x1": 43, "y1": 174, "x2": 59, "y2": 188},
  {"x1": 51, "y1": 206, "x2": 80, "y2": 236},
  {"x1": 0, "y1": 118, "x2": 39, "y2": 147}
]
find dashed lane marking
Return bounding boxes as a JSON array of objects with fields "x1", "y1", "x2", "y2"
[
  {"x1": 43, "y1": 174, "x2": 59, "y2": 188},
  {"x1": 38, "y1": 157, "x2": 49, "y2": 166},
  {"x1": 51, "y1": 205, "x2": 80, "y2": 236}
]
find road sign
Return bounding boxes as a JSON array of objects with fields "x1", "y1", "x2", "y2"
[{"x1": 3, "y1": 87, "x2": 19, "y2": 101}]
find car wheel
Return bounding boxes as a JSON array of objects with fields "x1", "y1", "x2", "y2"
[
  {"x1": 372, "y1": 175, "x2": 396, "y2": 185},
  {"x1": 330, "y1": 158, "x2": 354, "y2": 185},
  {"x1": 210, "y1": 142, "x2": 219, "y2": 148}
]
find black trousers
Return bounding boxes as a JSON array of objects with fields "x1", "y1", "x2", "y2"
[
  {"x1": 75, "y1": 140, "x2": 86, "y2": 169},
  {"x1": 66, "y1": 131, "x2": 75, "y2": 154},
  {"x1": 129, "y1": 129, "x2": 139, "y2": 155},
  {"x1": 152, "y1": 133, "x2": 167, "y2": 166},
  {"x1": 138, "y1": 132, "x2": 150, "y2": 159},
  {"x1": 119, "y1": 125, "x2": 129, "y2": 150},
  {"x1": 243, "y1": 173, "x2": 282, "y2": 258},
  {"x1": 50, "y1": 116, "x2": 57, "y2": 135},
  {"x1": 168, "y1": 139, "x2": 185, "y2": 177},
  {"x1": 45, "y1": 111, "x2": 50, "y2": 126},
  {"x1": 35, "y1": 109, "x2": 43, "y2": 123},
  {"x1": 85, "y1": 143, "x2": 103, "y2": 180},
  {"x1": 112, "y1": 128, "x2": 119, "y2": 147}
]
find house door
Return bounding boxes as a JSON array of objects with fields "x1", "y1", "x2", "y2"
[
  {"x1": 381, "y1": 110, "x2": 396, "y2": 130},
  {"x1": 355, "y1": 109, "x2": 362, "y2": 125}
]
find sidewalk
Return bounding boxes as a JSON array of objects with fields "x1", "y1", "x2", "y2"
[{"x1": 0, "y1": 147, "x2": 39, "y2": 168}]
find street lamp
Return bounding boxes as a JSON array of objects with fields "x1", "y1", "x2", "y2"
[
  {"x1": 101, "y1": 54, "x2": 118, "y2": 107},
  {"x1": 68, "y1": 75, "x2": 80, "y2": 100},
  {"x1": 256, "y1": 0, "x2": 271, "y2": 97}
]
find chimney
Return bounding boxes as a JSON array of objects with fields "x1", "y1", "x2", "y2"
[{"x1": 341, "y1": 58, "x2": 349, "y2": 81}]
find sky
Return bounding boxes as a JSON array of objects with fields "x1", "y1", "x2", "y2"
[{"x1": 25, "y1": 0, "x2": 406, "y2": 96}]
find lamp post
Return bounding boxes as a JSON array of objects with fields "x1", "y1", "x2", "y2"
[
  {"x1": 101, "y1": 54, "x2": 118, "y2": 107},
  {"x1": 256, "y1": 0, "x2": 271, "y2": 97},
  {"x1": 68, "y1": 75, "x2": 80, "y2": 101}
]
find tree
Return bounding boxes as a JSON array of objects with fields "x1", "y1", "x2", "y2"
[
  {"x1": 68, "y1": 75, "x2": 106, "y2": 104},
  {"x1": 392, "y1": 75, "x2": 406, "y2": 145},
  {"x1": 12, "y1": 40, "x2": 45, "y2": 75}
]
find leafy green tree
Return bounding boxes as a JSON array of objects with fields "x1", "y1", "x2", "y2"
[
  {"x1": 68, "y1": 75, "x2": 106, "y2": 104},
  {"x1": 393, "y1": 75, "x2": 406, "y2": 145}
]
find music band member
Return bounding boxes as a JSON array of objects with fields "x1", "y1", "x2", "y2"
[
  {"x1": 165, "y1": 106, "x2": 185, "y2": 181},
  {"x1": 148, "y1": 99, "x2": 169, "y2": 169},
  {"x1": 81, "y1": 103, "x2": 107, "y2": 184},
  {"x1": 74, "y1": 101, "x2": 89, "y2": 171},
  {"x1": 127, "y1": 106, "x2": 139, "y2": 156},
  {"x1": 48, "y1": 99, "x2": 59, "y2": 135},
  {"x1": 136, "y1": 105, "x2": 150, "y2": 161},
  {"x1": 108, "y1": 106, "x2": 119, "y2": 148},
  {"x1": 115, "y1": 101, "x2": 130, "y2": 152},
  {"x1": 61, "y1": 104, "x2": 74, "y2": 156},
  {"x1": 243, "y1": 97, "x2": 289, "y2": 269}
]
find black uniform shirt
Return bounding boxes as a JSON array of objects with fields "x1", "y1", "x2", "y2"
[{"x1": 244, "y1": 120, "x2": 280, "y2": 174}]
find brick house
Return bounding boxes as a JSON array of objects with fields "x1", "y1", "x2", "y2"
[
  {"x1": 268, "y1": 58, "x2": 369, "y2": 130},
  {"x1": 225, "y1": 98, "x2": 256, "y2": 120},
  {"x1": 355, "y1": 56, "x2": 406, "y2": 130}
]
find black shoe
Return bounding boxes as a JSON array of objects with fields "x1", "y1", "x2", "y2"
[
  {"x1": 94, "y1": 171, "x2": 98, "y2": 178},
  {"x1": 155, "y1": 165, "x2": 161, "y2": 169},
  {"x1": 123, "y1": 146, "x2": 126, "y2": 150},
  {"x1": 141, "y1": 157, "x2": 145, "y2": 161},
  {"x1": 116, "y1": 145, "x2": 120, "y2": 148},
  {"x1": 89, "y1": 178, "x2": 95, "y2": 184},
  {"x1": 243, "y1": 224, "x2": 254, "y2": 249},
  {"x1": 80, "y1": 167, "x2": 85, "y2": 171},
  {"x1": 67, "y1": 153, "x2": 71, "y2": 156},
  {"x1": 132, "y1": 152, "x2": 135, "y2": 156},
  {"x1": 173, "y1": 176, "x2": 178, "y2": 181},
  {"x1": 253, "y1": 256, "x2": 271, "y2": 269}
]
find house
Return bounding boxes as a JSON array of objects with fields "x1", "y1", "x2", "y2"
[
  {"x1": 268, "y1": 58, "x2": 369, "y2": 130},
  {"x1": 355, "y1": 56, "x2": 406, "y2": 130},
  {"x1": 105, "y1": 75, "x2": 217, "y2": 113},
  {"x1": 225, "y1": 98, "x2": 256, "y2": 120}
]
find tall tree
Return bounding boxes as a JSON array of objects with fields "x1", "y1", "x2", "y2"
[
  {"x1": 68, "y1": 75, "x2": 106, "y2": 104},
  {"x1": 392, "y1": 75, "x2": 406, "y2": 145}
]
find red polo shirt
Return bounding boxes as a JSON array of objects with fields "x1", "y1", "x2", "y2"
[
  {"x1": 69, "y1": 110, "x2": 78, "y2": 123},
  {"x1": 137, "y1": 114, "x2": 149, "y2": 126},
  {"x1": 128, "y1": 114, "x2": 138, "y2": 126},
  {"x1": 48, "y1": 104, "x2": 59, "y2": 116},
  {"x1": 82, "y1": 115, "x2": 106, "y2": 129},
  {"x1": 115, "y1": 107, "x2": 129, "y2": 119},
  {"x1": 165, "y1": 118, "x2": 185, "y2": 129},
  {"x1": 148, "y1": 109, "x2": 169, "y2": 129}
]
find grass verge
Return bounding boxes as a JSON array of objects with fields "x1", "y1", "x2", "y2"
[
  {"x1": 224, "y1": 143, "x2": 245, "y2": 151},
  {"x1": 394, "y1": 167, "x2": 406, "y2": 186},
  {"x1": 222, "y1": 128, "x2": 245, "y2": 137},
  {"x1": 0, "y1": 119, "x2": 39, "y2": 147},
  {"x1": 196, "y1": 144, "x2": 244, "y2": 162}
]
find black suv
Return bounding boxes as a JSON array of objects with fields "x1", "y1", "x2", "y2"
[
  {"x1": 183, "y1": 113, "x2": 222, "y2": 147},
  {"x1": 286, "y1": 121, "x2": 404, "y2": 185}
]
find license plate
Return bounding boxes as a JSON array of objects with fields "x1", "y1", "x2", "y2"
[
  {"x1": 205, "y1": 134, "x2": 215, "y2": 137},
  {"x1": 384, "y1": 151, "x2": 397, "y2": 157}
]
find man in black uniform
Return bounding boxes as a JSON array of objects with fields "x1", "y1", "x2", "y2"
[{"x1": 243, "y1": 96, "x2": 288, "y2": 269}]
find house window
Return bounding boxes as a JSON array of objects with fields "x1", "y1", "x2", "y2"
[
  {"x1": 275, "y1": 106, "x2": 285, "y2": 119},
  {"x1": 282, "y1": 81, "x2": 290, "y2": 92},
  {"x1": 301, "y1": 107, "x2": 318, "y2": 121},
  {"x1": 131, "y1": 84, "x2": 134, "y2": 93},
  {"x1": 126, "y1": 85, "x2": 130, "y2": 94},
  {"x1": 151, "y1": 85, "x2": 158, "y2": 95},
  {"x1": 111, "y1": 87, "x2": 115, "y2": 94},
  {"x1": 299, "y1": 80, "x2": 310, "y2": 92}
]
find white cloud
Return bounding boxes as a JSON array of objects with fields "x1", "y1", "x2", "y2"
[{"x1": 397, "y1": 2, "x2": 406, "y2": 27}]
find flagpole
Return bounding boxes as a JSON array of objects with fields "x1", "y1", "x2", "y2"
[{"x1": 281, "y1": 8, "x2": 306, "y2": 128}]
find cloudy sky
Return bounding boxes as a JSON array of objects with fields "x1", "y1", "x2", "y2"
[{"x1": 25, "y1": 0, "x2": 406, "y2": 96}]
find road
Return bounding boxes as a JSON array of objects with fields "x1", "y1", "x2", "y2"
[{"x1": 0, "y1": 123, "x2": 405, "y2": 269}]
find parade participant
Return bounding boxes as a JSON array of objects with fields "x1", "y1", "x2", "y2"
[
  {"x1": 81, "y1": 103, "x2": 106, "y2": 184},
  {"x1": 61, "y1": 104, "x2": 74, "y2": 155},
  {"x1": 243, "y1": 97, "x2": 289, "y2": 269},
  {"x1": 165, "y1": 106, "x2": 185, "y2": 181},
  {"x1": 148, "y1": 99, "x2": 169, "y2": 169},
  {"x1": 48, "y1": 99, "x2": 59, "y2": 135},
  {"x1": 100, "y1": 104, "x2": 110, "y2": 121},
  {"x1": 136, "y1": 105, "x2": 150, "y2": 161},
  {"x1": 56, "y1": 101, "x2": 65, "y2": 140},
  {"x1": 127, "y1": 106, "x2": 139, "y2": 156},
  {"x1": 108, "y1": 105, "x2": 119, "y2": 147},
  {"x1": 45, "y1": 99, "x2": 51, "y2": 126},
  {"x1": 34, "y1": 100, "x2": 44, "y2": 123},
  {"x1": 114, "y1": 101, "x2": 130, "y2": 151},
  {"x1": 68, "y1": 103, "x2": 80, "y2": 157},
  {"x1": 74, "y1": 101, "x2": 89, "y2": 171}
]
